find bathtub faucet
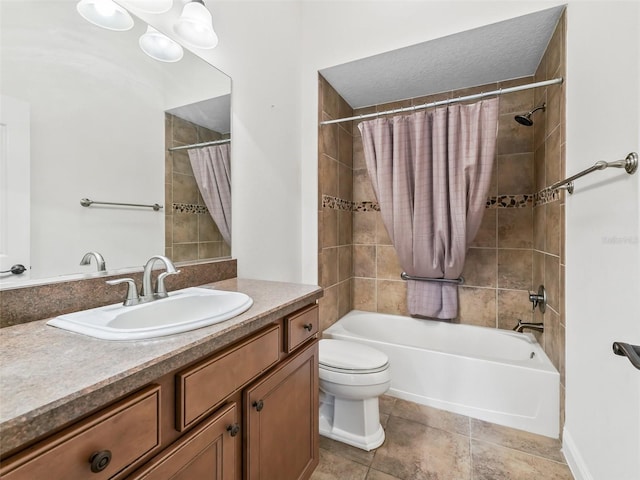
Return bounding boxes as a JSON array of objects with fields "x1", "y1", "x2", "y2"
[{"x1": 513, "y1": 319, "x2": 544, "y2": 333}]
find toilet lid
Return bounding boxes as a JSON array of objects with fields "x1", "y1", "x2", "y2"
[{"x1": 319, "y1": 339, "x2": 389, "y2": 373}]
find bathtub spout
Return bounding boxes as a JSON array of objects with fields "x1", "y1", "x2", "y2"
[{"x1": 513, "y1": 319, "x2": 544, "y2": 333}]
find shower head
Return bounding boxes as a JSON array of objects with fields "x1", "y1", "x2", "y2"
[
  {"x1": 514, "y1": 114, "x2": 534, "y2": 126},
  {"x1": 514, "y1": 103, "x2": 546, "y2": 126}
]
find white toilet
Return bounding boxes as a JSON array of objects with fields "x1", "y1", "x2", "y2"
[{"x1": 318, "y1": 339, "x2": 391, "y2": 451}]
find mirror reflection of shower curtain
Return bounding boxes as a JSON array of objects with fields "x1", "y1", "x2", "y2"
[
  {"x1": 358, "y1": 98, "x2": 499, "y2": 319},
  {"x1": 188, "y1": 144, "x2": 231, "y2": 246}
]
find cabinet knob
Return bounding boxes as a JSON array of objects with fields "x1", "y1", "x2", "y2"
[
  {"x1": 303, "y1": 323, "x2": 313, "y2": 332},
  {"x1": 89, "y1": 450, "x2": 112, "y2": 473},
  {"x1": 227, "y1": 423, "x2": 240, "y2": 437},
  {"x1": 252, "y1": 400, "x2": 264, "y2": 412}
]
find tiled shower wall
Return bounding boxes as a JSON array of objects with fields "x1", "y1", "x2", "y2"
[
  {"x1": 318, "y1": 77, "x2": 354, "y2": 332},
  {"x1": 532, "y1": 11, "x2": 567, "y2": 426},
  {"x1": 318, "y1": 15, "x2": 565, "y2": 378},
  {"x1": 165, "y1": 114, "x2": 231, "y2": 263}
]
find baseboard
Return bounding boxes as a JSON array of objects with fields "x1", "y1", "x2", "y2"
[{"x1": 562, "y1": 428, "x2": 593, "y2": 480}]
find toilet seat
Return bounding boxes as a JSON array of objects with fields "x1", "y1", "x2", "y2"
[
  {"x1": 320, "y1": 363, "x2": 389, "y2": 374},
  {"x1": 319, "y1": 339, "x2": 389, "y2": 374},
  {"x1": 319, "y1": 366, "x2": 391, "y2": 387}
]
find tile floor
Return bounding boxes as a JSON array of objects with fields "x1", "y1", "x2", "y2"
[{"x1": 311, "y1": 396, "x2": 574, "y2": 480}]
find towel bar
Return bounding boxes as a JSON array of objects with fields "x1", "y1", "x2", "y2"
[
  {"x1": 400, "y1": 272, "x2": 464, "y2": 285},
  {"x1": 80, "y1": 198, "x2": 163, "y2": 211}
]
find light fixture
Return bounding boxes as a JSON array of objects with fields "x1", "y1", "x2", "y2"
[
  {"x1": 76, "y1": 0, "x2": 134, "y2": 31},
  {"x1": 173, "y1": 0, "x2": 218, "y2": 49},
  {"x1": 126, "y1": 0, "x2": 173, "y2": 14},
  {"x1": 139, "y1": 26, "x2": 184, "y2": 62}
]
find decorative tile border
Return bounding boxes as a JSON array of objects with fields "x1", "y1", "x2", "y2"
[
  {"x1": 354, "y1": 201, "x2": 380, "y2": 212},
  {"x1": 486, "y1": 195, "x2": 533, "y2": 209},
  {"x1": 321, "y1": 195, "x2": 381, "y2": 212},
  {"x1": 533, "y1": 188, "x2": 560, "y2": 207},
  {"x1": 323, "y1": 188, "x2": 560, "y2": 213},
  {"x1": 321, "y1": 196, "x2": 352, "y2": 211},
  {"x1": 173, "y1": 203, "x2": 209, "y2": 214}
]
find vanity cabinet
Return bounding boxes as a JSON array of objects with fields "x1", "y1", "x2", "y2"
[
  {"x1": 0, "y1": 303, "x2": 319, "y2": 480},
  {"x1": 245, "y1": 341, "x2": 319, "y2": 480},
  {"x1": 126, "y1": 403, "x2": 238, "y2": 480}
]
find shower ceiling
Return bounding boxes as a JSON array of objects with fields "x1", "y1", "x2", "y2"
[{"x1": 319, "y1": 5, "x2": 565, "y2": 109}]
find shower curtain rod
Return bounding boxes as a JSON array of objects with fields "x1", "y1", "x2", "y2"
[
  {"x1": 320, "y1": 77, "x2": 564, "y2": 125},
  {"x1": 168, "y1": 138, "x2": 231, "y2": 152}
]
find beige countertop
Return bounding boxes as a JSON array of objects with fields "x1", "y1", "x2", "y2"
[{"x1": 0, "y1": 278, "x2": 322, "y2": 456}]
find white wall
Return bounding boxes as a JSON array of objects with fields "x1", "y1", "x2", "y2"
[
  {"x1": 168, "y1": 1, "x2": 304, "y2": 283},
  {"x1": 563, "y1": 2, "x2": 640, "y2": 479}
]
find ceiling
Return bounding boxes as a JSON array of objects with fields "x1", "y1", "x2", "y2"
[
  {"x1": 167, "y1": 94, "x2": 231, "y2": 134},
  {"x1": 320, "y1": 5, "x2": 565, "y2": 109}
]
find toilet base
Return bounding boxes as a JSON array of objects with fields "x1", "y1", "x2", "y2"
[{"x1": 318, "y1": 393, "x2": 386, "y2": 451}]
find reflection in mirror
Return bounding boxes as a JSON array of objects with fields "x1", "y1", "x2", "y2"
[
  {"x1": 0, "y1": 0, "x2": 231, "y2": 286},
  {"x1": 165, "y1": 95, "x2": 231, "y2": 263}
]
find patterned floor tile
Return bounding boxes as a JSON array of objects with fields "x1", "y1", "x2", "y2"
[
  {"x1": 371, "y1": 415, "x2": 471, "y2": 480},
  {"x1": 471, "y1": 440, "x2": 573, "y2": 480}
]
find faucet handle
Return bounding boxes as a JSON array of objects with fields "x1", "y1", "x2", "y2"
[
  {"x1": 528, "y1": 285, "x2": 547, "y2": 313},
  {"x1": 106, "y1": 278, "x2": 140, "y2": 306},
  {"x1": 155, "y1": 270, "x2": 181, "y2": 296}
]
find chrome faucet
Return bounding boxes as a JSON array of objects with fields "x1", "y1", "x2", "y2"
[
  {"x1": 140, "y1": 255, "x2": 180, "y2": 301},
  {"x1": 80, "y1": 251, "x2": 106, "y2": 272},
  {"x1": 106, "y1": 255, "x2": 180, "y2": 306},
  {"x1": 513, "y1": 319, "x2": 544, "y2": 333}
]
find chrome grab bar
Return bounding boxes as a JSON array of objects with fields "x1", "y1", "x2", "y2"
[
  {"x1": 400, "y1": 272, "x2": 464, "y2": 285},
  {"x1": 612, "y1": 342, "x2": 640, "y2": 371},
  {"x1": 80, "y1": 198, "x2": 163, "y2": 211},
  {"x1": 548, "y1": 152, "x2": 638, "y2": 194}
]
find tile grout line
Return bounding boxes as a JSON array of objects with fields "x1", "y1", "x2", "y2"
[{"x1": 468, "y1": 436, "x2": 569, "y2": 466}]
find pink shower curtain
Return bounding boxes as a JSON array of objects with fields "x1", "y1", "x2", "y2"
[
  {"x1": 188, "y1": 143, "x2": 231, "y2": 246},
  {"x1": 358, "y1": 99, "x2": 499, "y2": 319}
]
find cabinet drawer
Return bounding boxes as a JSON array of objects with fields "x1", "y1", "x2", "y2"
[
  {"x1": 0, "y1": 385, "x2": 161, "y2": 480},
  {"x1": 176, "y1": 324, "x2": 280, "y2": 431},
  {"x1": 285, "y1": 304, "x2": 318, "y2": 353}
]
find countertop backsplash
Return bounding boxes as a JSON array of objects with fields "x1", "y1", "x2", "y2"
[{"x1": 0, "y1": 259, "x2": 237, "y2": 328}]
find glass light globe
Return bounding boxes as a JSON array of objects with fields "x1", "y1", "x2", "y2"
[
  {"x1": 139, "y1": 26, "x2": 184, "y2": 62},
  {"x1": 76, "y1": 0, "x2": 134, "y2": 31},
  {"x1": 173, "y1": 1, "x2": 218, "y2": 49}
]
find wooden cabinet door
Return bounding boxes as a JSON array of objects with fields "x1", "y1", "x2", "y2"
[
  {"x1": 127, "y1": 403, "x2": 238, "y2": 480},
  {"x1": 244, "y1": 341, "x2": 319, "y2": 480}
]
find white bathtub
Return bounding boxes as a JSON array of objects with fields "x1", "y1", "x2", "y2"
[{"x1": 323, "y1": 310, "x2": 559, "y2": 438}]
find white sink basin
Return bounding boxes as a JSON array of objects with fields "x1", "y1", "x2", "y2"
[{"x1": 47, "y1": 287, "x2": 253, "y2": 340}]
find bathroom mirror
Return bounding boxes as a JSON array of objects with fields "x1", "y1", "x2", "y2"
[{"x1": 0, "y1": 0, "x2": 231, "y2": 285}]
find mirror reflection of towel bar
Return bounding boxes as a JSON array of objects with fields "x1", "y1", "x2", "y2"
[
  {"x1": 400, "y1": 272, "x2": 464, "y2": 285},
  {"x1": 80, "y1": 198, "x2": 163, "y2": 211}
]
